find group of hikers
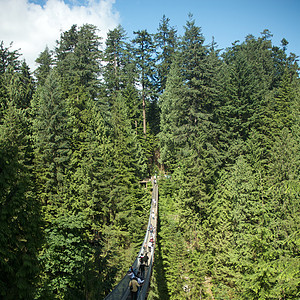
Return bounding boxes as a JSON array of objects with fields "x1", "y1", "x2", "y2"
[
  {"x1": 128, "y1": 223, "x2": 156, "y2": 300},
  {"x1": 127, "y1": 252, "x2": 149, "y2": 300}
]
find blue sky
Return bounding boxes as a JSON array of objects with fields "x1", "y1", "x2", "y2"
[
  {"x1": 113, "y1": 0, "x2": 300, "y2": 54},
  {"x1": 0, "y1": 0, "x2": 299, "y2": 70}
]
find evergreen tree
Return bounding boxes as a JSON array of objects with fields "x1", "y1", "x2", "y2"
[
  {"x1": 54, "y1": 24, "x2": 104, "y2": 214},
  {"x1": 206, "y1": 32, "x2": 300, "y2": 299},
  {"x1": 272, "y1": 68, "x2": 297, "y2": 130},
  {"x1": 159, "y1": 57, "x2": 188, "y2": 171},
  {"x1": 34, "y1": 47, "x2": 53, "y2": 86},
  {"x1": 55, "y1": 24, "x2": 102, "y2": 100},
  {"x1": 103, "y1": 25, "x2": 130, "y2": 94},
  {"x1": 154, "y1": 15, "x2": 177, "y2": 93},
  {"x1": 31, "y1": 69, "x2": 78, "y2": 298},
  {"x1": 174, "y1": 14, "x2": 221, "y2": 213},
  {"x1": 132, "y1": 29, "x2": 157, "y2": 136},
  {"x1": 0, "y1": 41, "x2": 21, "y2": 73},
  {"x1": 0, "y1": 41, "x2": 22, "y2": 118},
  {"x1": 178, "y1": 14, "x2": 221, "y2": 163},
  {"x1": 0, "y1": 43, "x2": 40, "y2": 298},
  {"x1": 32, "y1": 69, "x2": 70, "y2": 208},
  {"x1": 0, "y1": 104, "x2": 42, "y2": 299},
  {"x1": 220, "y1": 32, "x2": 281, "y2": 142},
  {"x1": 5, "y1": 61, "x2": 35, "y2": 110}
]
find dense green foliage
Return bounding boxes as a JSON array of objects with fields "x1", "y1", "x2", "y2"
[
  {"x1": 0, "y1": 14, "x2": 299, "y2": 300},
  {"x1": 155, "y1": 19, "x2": 299, "y2": 300}
]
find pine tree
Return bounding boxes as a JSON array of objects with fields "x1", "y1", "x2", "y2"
[
  {"x1": 54, "y1": 24, "x2": 104, "y2": 212},
  {"x1": 5, "y1": 61, "x2": 35, "y2": 110},
  {"x1": 31, "y1": 69, "x2": 77, "y2": 298},
  {"x1": 220, "y1": 33, "x2": 278, "y2": 142},
  {"x1": 178, "y1": 14, "x2": 220, "y2": 158},
  {"x1": 0, "y1": 103, "x2": 42, "y2": 299},
  {"x1": 155, "y1": 15, "x2": 177, "y2": 93},
  {"x1": 132, "y1": 29, "x2": 157, "y2": 136},
  {"x1": 34, "y1": 47, "x2": 53, "y2": 87},
  {"x1": 0, "y1": 43, "x2": 40, "y2": 298},
  {"x1": 32, "y1": 69, "x2": 70, "y2": 209},
  {"x1": 107, "y1": 91, "x2": 149, "y2": 236},
  {"x1": 175, "y1": 14, "x2": 221, "y2": 214},
  {"x1": 159, "y1": 57, "x2": 189, "y2": 171},
  {"x1": 55, "y1": 24, "x2": 102, "y2": 100},
  {"x1": 0, "y1": 41, "x2": 22, "y2": 118},
  {"x1": 207, "y1": 32, "x2": 300, "y2": 299},
  {"x1": 104, "y1": 25, "x2": 130, "y2": 94}
]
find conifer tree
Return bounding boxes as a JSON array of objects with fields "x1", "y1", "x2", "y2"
[
  {"x1": 32, "y1": 69, "x2": 70, "y2": 208},
  {"x1": 132, "y1": 29, "x2": 157, "y2": 136},
  {"x1": 5, "y1": 61, "x2": 34, "y2": 110},
  {"x1": 31, "y1": 69, "x2": 77, "y2": 298},
  {"x1": 0, "y1": 44, "x2": 41, "y2": 298},
  {"x1": 220, "y1": 34, "x2": 277, "y2": 142},
  {"x1": 107, "y1": 91, "x2": 149, "y2": 233},
  {"x1": 178, "y1": 14, "x2": 220, "y2": 157},
  {"x1": 155, "y1": 15, "x2": 177, "y2": 93},
  {"x1": 34, "y1": 47, "x2": 53, "y2": 87},
  {"x1": 55, "y1": 24, "x2": 102, "y2": 100},
  {"x1": 104, "y1": 25, "x2": 130, "y2": 94},
  {"x1": 0, "y1": 42, "x2": 22, "y2": 118},
  {"x1": 159, "y1": 57, "x2": 188, "y2": 171},
  {"x1": 0, "y1": 103, "x2": 42, "y2": 300},
  {"x1": 176, "y1": 15, "x2": 221, "y2": 213},
  {"x1": 54, "y1": 24, "x2": 103, "y2": 209}
]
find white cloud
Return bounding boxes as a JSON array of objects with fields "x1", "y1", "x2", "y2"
[{"x1": 0, "y1": 0, "x2": 120, "y2": 71}]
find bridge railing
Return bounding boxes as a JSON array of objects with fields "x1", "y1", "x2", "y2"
[{"x1": 104, "y1": 182, "x2": 157, "y2": 300}]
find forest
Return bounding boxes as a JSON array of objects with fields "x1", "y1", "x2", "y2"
[{"x1": 0, "y1": 14, "x2": 299, "y2": 300}]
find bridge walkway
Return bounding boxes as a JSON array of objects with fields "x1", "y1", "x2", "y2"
[{"x1": 104, "y1": 178, "x2": 158, "y2": 300}]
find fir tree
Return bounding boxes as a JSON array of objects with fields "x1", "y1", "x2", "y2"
[
  {"x1": 0, "y1": 41, "x2": 22, "y2": 118},
  {"x1": 132, "y1": 29, "x2": 157, "y2": 136},
  {"x1": 55, "y1": 24, "x2": 102, "y2": 100},
  {"x1": 104, "y1": 25, "x2": 130, "y2": 94},
  {"x1": 154, "y1": 15, "x2": 177, "y2": 93},
  {"x1": 34, "y1": 47, "x2": 53, "y2": 87},
  {"x1": 0, "y1": 104, "x2": 42, "y2": 299},
  {"x1": 32, "y1": 69, "x2": 70, "y2": 208}
]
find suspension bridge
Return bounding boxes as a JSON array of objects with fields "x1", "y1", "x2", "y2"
[{"x1": 104, "y1": 178, "x2": 158, "y2": 300}]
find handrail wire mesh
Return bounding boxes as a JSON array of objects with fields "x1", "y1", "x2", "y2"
[{"x1": 104, "y1": 180, "x2": 158, "y2": 300}]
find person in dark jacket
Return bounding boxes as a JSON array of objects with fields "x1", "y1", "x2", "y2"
[
  {"x1": 139, "y1": 262, "x2": 146, "y2": 278},
  {"x1": 143, "y1": 252, "x2": 149, "y2": 267}
]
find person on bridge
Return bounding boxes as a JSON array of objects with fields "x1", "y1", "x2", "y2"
[
  {"x1": 152, "y1": 198, "x2": 156, "y2": 206},
  {"x1": 144, "y1": 252, "x2": 149, "y2": 266},
  {"x1": 149, "y1": 224, "x2": 153, "y2": 234},
  {"x1": 137, "y1": 276, "x2": 144, "y2": 286},
  {"x1": 129, "y1": 277, "x2": 140, "y2": 300},
  {"x1": 128, "y1": 266, "x2": 137, "y2": 279},
  {"x1": 139, "y1": 253, "x2": 144, "y2": 263},
  {"x1": 139, "y1": 261, "x2": 146, "y2": 278},
  {"x1": 148, "y1": 240, "x2": 153, "y2": 253}
]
